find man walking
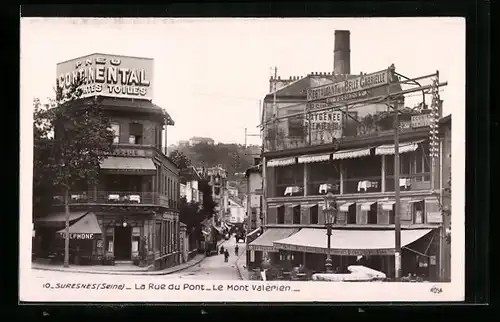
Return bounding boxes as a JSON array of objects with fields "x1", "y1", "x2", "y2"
[
  {"x1": 235, "y1": 244, "x2": 239, "y2": 256},
  {"x1": 224, "y1": 249, "x2": 229, "y2": 262}
]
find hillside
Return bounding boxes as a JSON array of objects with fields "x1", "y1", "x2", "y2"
[{"x1": 168, "y1": 142, "x2": 261, "y2": 181}]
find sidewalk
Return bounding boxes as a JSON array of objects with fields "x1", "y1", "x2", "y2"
[
  {"x1": 31, "y1": 239, "x2": 227, "y2": 276},
  {"x1": 235, "y1": 244, "x2": 250, "y2": 280}
]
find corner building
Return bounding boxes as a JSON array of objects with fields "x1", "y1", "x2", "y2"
[
  {"x1": 248, "y1": 31, "x2": 449, "y2": 281},
  {"x1": 34, "y1": 54, "x2": 181, "y2": 269}
]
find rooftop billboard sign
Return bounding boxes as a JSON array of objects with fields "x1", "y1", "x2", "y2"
[
  {"x1": 306, "y1": 68, "x2": 390, "y2": 102},
  {"x1": 56, "y1": 53, "x2": 154, "y2": 100}
]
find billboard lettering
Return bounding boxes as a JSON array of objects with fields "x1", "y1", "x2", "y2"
[
  {"x1": 307, "y1": 69, "x2": 390, "y2": 102},
  {"x1": 56, "y1": 53, "x2": 154, "y2": 100}
]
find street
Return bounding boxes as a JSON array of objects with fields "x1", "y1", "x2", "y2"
[{"x1": 31, "y1": 238, "x2": 246, "y2": 281}]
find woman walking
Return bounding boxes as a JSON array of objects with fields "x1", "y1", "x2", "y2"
[{"x1": 224, "y1": 249, "x2": 230, "y2": 262}]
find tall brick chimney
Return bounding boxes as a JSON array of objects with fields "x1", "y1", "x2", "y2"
[{"x1": 334, "y1": 30, "x2": 351, "y2": 76}]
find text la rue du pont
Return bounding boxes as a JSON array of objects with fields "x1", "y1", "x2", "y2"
[{"x1": 134, "y1": 282, "x2": 292, "y2": 292}]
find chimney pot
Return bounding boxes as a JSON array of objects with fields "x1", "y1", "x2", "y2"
[{"x1": 278, "y1": 76, "x2": 281, "y2": 80}]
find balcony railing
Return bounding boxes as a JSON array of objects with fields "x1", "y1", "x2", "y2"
[
  {"x1": 264, "y1": 109, "x2": 428, "y2": 153},
  {"x1": 52, "y1": 191, "x2": 158, "y2": 205}
]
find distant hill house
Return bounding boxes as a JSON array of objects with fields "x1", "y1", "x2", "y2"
[{"x1": 189, "y1": 136, "x2": 215, "y2": 145}]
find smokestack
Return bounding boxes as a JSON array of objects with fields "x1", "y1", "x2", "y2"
[{"x1": 334, "y1": 30, "x2": 351, "y2": 75}]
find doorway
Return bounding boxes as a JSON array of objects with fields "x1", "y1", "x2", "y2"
[{"x1": 114, "y1": 226, "x2": 132, "y2": 260}]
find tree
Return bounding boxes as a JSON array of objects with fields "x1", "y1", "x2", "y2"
[
  {"x1": 33, "y1": 76, "x2": 115, "y2": 267},
  {"x1": 169, "y1": 150, "x2": 191, "y2": 170}
]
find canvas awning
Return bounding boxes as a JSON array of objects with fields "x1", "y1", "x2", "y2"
[
  {"x1": 57, "y1": 212, "x2": 102, "y2": 239},
  {"x1": 408, "y1": 199, "x2": 424, "y2": 204},
  {"x1": 375, "y1": 140, "x2": 424, "y2": 155},
  {"x1": 248, "y1": 228, "x2": 299, "y2": 252},
  {"x1": 246, "y1": 227, "x2": 262, "y2": 238},
  {"x1": 380, "y1": 200, "x2": 396, "y2": 211},
  {"x1": 301, "y1": 203, "x2": 318, "y2": 209},
  {"x1": 267, "y1": 157, "x2": 296, "y2": 167},
  {"x1": 35, "y1": 211, "x2": 89, "y2": 224},
  {"x1": 285, "y1": 203, "x2": 300, "y2": 208},
  {"x1": 339, "y1": 202, "x2": 355, "y2": 212},
  {"x1": 268, "y1": 204, "x2": 283, "y2": 209},
  {"x1": 360, "y1": 201, "x2": 377, "y2": 211},
  {"x1": 100, "y1": 156, "x2": 156, "y2": 174},
  {"x1": 332, "y1": 147, "x2": 372, "y2": 160},
  {"x1": 273, "y1": 228, "x2": 433, "y2": 256},
  {"x1": 298, "y1": 153, "x2": 331, "y2": 164}
]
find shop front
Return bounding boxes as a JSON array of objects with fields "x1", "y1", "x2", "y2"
[
  {"x1": 247, "y1": 228, "x2": 298, "y2": 270},
  {"x1": 273, "y1": 227, "x2": 439, "y2": 280}
]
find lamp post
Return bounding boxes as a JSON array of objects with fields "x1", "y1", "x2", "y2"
[{"x1": 323, "y1": 192, "x2": 338, "y2": 273}]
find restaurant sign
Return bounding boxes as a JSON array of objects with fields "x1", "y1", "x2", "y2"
[
  {"x1": 307, "y1": 69, "x2": 390, "y2": 102},
  {"x1": 59, "y1": 233, "x2": 96, "y2": 240},
  {"x1": 56, "y1": 53, "x2": 154, "y2": 100}
]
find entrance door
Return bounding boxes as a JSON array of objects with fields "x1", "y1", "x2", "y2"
[{"x1": 114, "y1": 226, "x2": 132, "y2": 260}]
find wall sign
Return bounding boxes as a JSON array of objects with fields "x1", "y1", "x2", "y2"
[
  {"x1": 112, "y1": 148, "x2": 147, "y2": 157},
  {"x1": 56, "y1": 53, "x2": 154, "y2": 100},
  {"x1": 426, "y1": 212, "x2": 443, "y2": 223},
  {"x1": 59, "y1": 233, "x2": 96, "y2": 240},
  {"x1": 411, "y1": 113, "x2": 432, "y2": 128}
]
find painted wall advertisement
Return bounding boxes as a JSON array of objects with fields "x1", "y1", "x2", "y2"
[
  {"x1": 56, "y1": 53, "x2": 154, "y2": 100},
  {"x1": 304, "y1": 102, "x2": 343, "y2": 142}
]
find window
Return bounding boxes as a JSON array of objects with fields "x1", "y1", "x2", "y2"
[
  {"x1": 367, "y1": 204, "x2": 377, "y2": 224},
  {"x1": 110, "y1": 123, "x2": 120, "y2": 143},
  {"x1": 277, "y1": 206, "x2": 285, "y2": 224},
  {"x1": 310, "y1": 206, "x2": 319, "y2": 224},
  {"x1": 275, "y1": 164, "x2": 303, "y2": 197},
  {"x1": 346, "y1": 205, "x2": 356, "y2": 224},
  {"x1": 155, "y1": 221, "x2": 161, "y2": 252},
  {"x1": 413, "y1": 201, "x2": 425, "y2": 224},
  {"x1": 343, "y1": 156, "x2": 382, "y2": 194},
  {"x1": 308, "y1": 161, "x2": 340, "y2": 196},
  {"x1": 292, "y1": 206, "x2": 301, "y2": 224},
  {"x1": 129, "y1": 122, "x2": 143, "y2": 144}
]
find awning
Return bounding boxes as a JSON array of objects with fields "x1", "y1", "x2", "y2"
[
  {"x1": 267, "y1": 157, "x2": 296, "y2": 167},
  {"x1": 301, "y1": 203, "x2": 318, "y2": 209},
  {"x1": 246, "y1": 227, "x2": 261, "y2": 238},
  {"x1": 285, "y1": 203, "x2": 300, "y2": 208},
  {"x1": 273, "y1": 228, "x2": 433, "y2": 256},
  {"x1": 360, "y1": 201, "x2": 376, "y2": 211},
  {"x1": 57, "y1": 212, "x2": 102, "y2": 239},
  {"x1": 339, "y1": 202, "x2": 355, "y2": 212},
  {"x1": 298, "y1": 153, "x2": 331, "y2": 164},
  {"x1": 35, "y1": 211, "x2": 88, "y2": 223},
  {"x1": 332, "y1": 147, "x2": 372, "y2": 160},
  {"x1": 100, "y1": 157, "x2": 156, "y2": 173},
  {"x1": 380, "y1": 200, "x2": 396, "y2": 211},
  {"x1": 268, "y1": 204, "x2": 283, "y2": 209},
  {"x1": 408, "y1": 199, "x2": 424, "y2": 204},
  {"x1": 248, "y1": 228, "x2": 299, "y2": 252},
  {"x1": 375, "y1": 140, "x2": 424, "y2": 156}
]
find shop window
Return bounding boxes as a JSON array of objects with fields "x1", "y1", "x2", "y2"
[
  {"x1": 310, "y1": 206, "x2": 318, "y2": 224},
  {"x1": 277, "y1": 206, "x2": 285, "y2": 224},
  {"x1": 413, "y1": 201, "x2": 425, "y2": 224},
  {"x1": 106, "y1": 228, "x2": 114, "y2": 253},
  {"x1": 292, "y1": 206, "x2": 301, "y2": 224},
  {"x1": 110, "y1": 123, "x2": 120, "y2": 144},
  {"x1": 129, "y1": 122, "x2": 143, "y2": 144}
]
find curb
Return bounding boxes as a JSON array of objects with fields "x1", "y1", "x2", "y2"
[
  {"x1": 235, "y1": 245, "x2": 247, "y2": 281},
  {"x1": 31, "y1": 239, "x2": 228, "y2": 276}
]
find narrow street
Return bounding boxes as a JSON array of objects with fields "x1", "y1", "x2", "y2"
[{"x1": 31, "y1": 237, "x2": 246, "y2": 281}]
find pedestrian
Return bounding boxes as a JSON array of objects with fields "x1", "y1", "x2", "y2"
[
  {"x1": 224, "y1": 249, "x2": 229, "y2": 262},
  {"x1": 220, "y1": 245, "x2": 224, "y2": 255},
  {"x1": 235, "y1": 244, "x2": 239, "y2": 256}
]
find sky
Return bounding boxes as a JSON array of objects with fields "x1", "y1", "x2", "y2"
[{"x1": 20, "y1": 18, "x2": 465, "y2": 146}]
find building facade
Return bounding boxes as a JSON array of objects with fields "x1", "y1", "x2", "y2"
[
  {"x1": 34, "y1": 54, "x2": 181, "y2": 270},
  {"x1": 248, "y1": 31, "x2": 449, "y2": 281}
]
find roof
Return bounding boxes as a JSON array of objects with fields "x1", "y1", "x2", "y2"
[
  {"x1": 100, "y1": 156, "x2": 156, "y2": 172},
  {"x1": 245, "y1": 164, "x2": 262, "y2": 177},
  {"x1": 439, "y1": 114, "x2": 451, "y2": 125},
  {"x1": 98, "y1": 98, "x2": 175, "y2": 126}
]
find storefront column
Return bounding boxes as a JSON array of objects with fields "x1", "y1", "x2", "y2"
[
  {"x1": 339, "y1": 163, "x2": 344, "y2": 195},
  {"x1": 381, "y1": 155, "x2": 386, "y2": 192},
  {"x1": 303, "y1": 163, "x2": 308, "y2": 196}
]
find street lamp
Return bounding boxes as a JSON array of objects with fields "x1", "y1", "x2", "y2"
[{"x1": 323, "y1": 192, "x2": 338, "y2": 273}]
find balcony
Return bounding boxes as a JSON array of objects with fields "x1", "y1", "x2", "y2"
[
  {"x1": 264, "y1": 108, "x2": 430, "y2": 153},
  {"x1": 52, "y1": 191, "x2": 158, "y2": 205}
]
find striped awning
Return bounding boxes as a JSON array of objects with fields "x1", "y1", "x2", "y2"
[
  {"x1": 267, "y1": 157, "x2": 296, "y2": 167},
  {"x1": 339, "y1": 202, "x2": 355, "y2": 212},
  {"x1": 298, "y1": 153, "x2": 331, "y2": 164},
  {"x1": 332, "y1": 147, "x2": 372, "y2": 160},
  {"x1": 375, "y1": 140, "x2": 424, "y2": 155}
]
